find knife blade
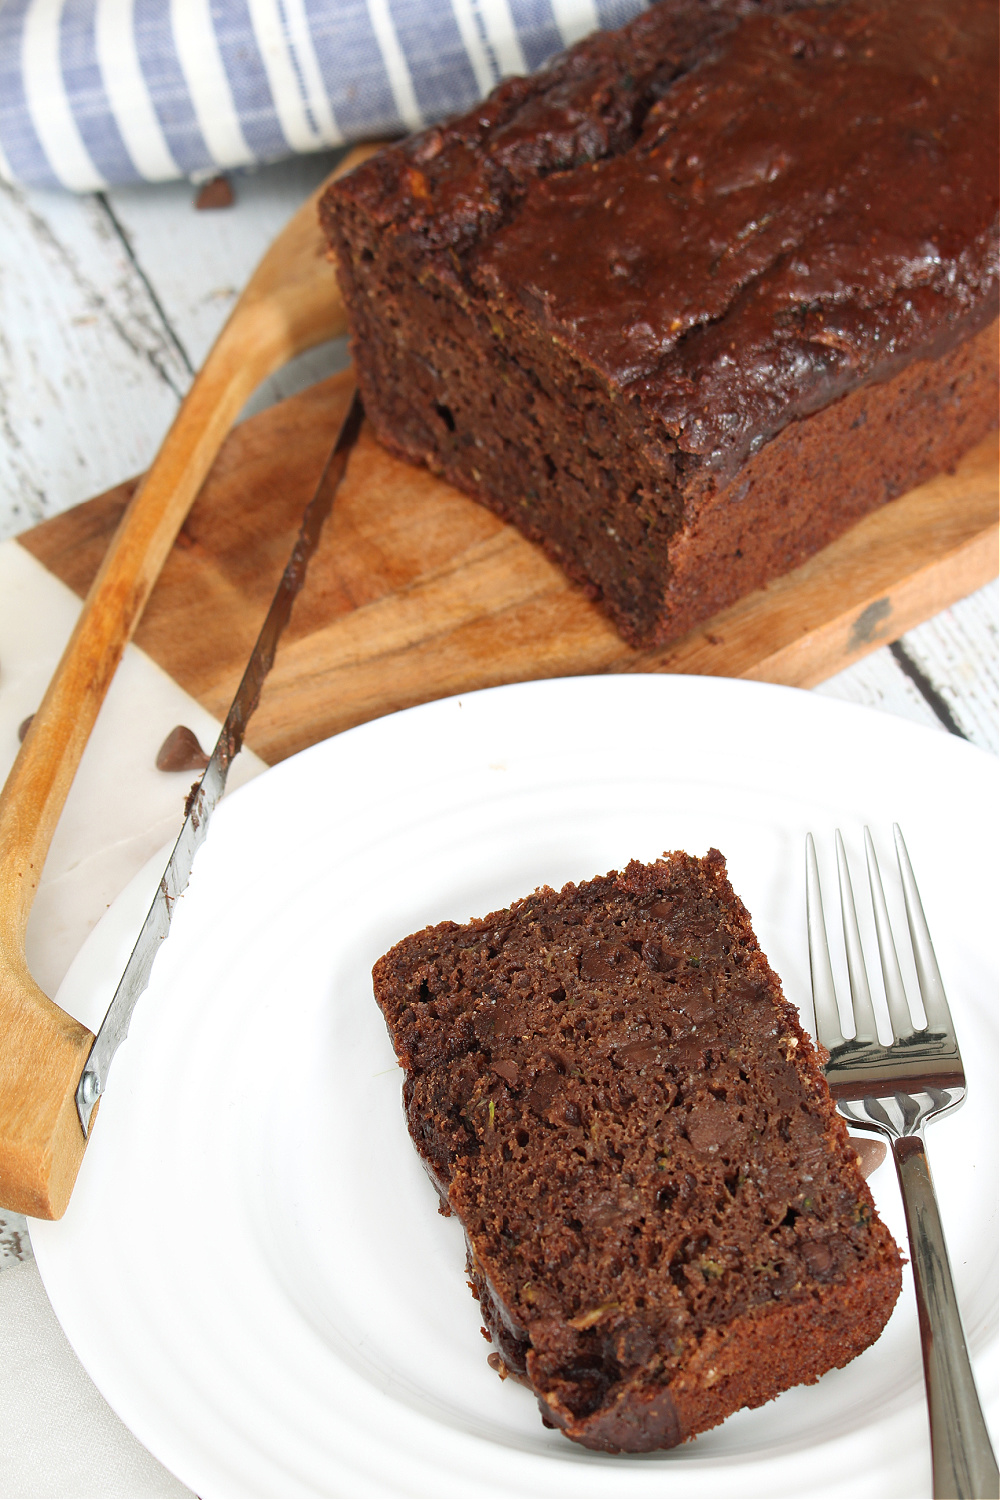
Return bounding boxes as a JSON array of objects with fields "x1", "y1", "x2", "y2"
[{"x1": 75, "y1": 388, "x2": 364, "y2": 1137}]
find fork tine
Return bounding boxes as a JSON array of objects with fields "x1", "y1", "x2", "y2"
[
  {"x1": 809, "y1": 832, "x2": 993, "y2": 1496},
  {"x1": 893, "y1": 824, "x2": 955, "y2": 1039},
  {"x1": 805, "y1": 833, "x2": 846, "y2": 1050},
  {"x1": 835, "y1": 830, "x2": 880, "y2": 1043},
  {"x1": 864, "y1": 828, "x2": 915, "y2": 1041}
]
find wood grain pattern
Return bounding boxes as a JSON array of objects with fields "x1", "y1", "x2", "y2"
[
  {"x1": 22, "y1": 368, "x2": 999, "y2": 769},
  {"x1": 0, "y1": 180, "x2": 186, "y2": 539},
  {"x1": 898, "y1": 586, "x2": 999, "y2": 750}
]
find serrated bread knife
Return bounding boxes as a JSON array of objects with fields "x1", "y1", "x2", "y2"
[{"x1": 75, "y1": 389, "x2": 364, "y2": 1137}]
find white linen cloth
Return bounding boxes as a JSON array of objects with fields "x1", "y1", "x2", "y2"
[
  {"x1": 0, "y1": 538, "x2": 266, "y2": 1496},
  {"x1": 0, "y1": 1260, "x2": 192, "y2": 1498}
]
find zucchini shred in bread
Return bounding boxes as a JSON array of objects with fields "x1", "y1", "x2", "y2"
[
  {"x1": 372, "y1": 851, "x2": 902, "y2": 1452},
  {"x1": 322, "y1": 0, "x2": 998, "y2": 648}
]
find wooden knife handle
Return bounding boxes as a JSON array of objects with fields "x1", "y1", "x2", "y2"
[{"x1": 0, "y1": 144, "x2": 380, "y2": 1219}]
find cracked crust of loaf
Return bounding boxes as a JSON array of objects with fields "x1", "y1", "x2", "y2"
[{"x1": 323, "y1": 0, "x2": 998, "y2": 647}]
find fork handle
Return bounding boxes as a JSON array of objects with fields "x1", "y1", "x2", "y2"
[{"x1": 894, "y1": 1136, "x2": 998, "y2": 1499}]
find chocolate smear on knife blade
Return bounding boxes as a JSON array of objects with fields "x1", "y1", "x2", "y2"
[{"x1": 74, "y1": 390, "x2": 364, "y2": 1138}]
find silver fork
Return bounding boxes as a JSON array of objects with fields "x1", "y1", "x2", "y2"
[{"x1": 806, "y1": 825, "x2": 998, "y2": 1500}]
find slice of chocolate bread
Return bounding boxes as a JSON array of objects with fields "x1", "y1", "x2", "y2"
[
  {"x1": 323, "y1": 0, "x2": 998, "y2": 648},
  {"x1": 372, "y1": 850, "x2": 902, "y2": 1451}
]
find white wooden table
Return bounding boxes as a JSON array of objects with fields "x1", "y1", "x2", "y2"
[{"x1": 0, "y1": 151, "x2": 996, "y2": 1496}]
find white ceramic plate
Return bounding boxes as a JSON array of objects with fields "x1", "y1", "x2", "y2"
[{"x1": 32, "y1": 677, "x2": 998, "y2": 1498}]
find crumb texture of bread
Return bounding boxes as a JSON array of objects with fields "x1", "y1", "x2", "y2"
[
  {"x1": 371, "y1": 851, "x2": 903, "y2": 1451},
  {"x1": 322, "y1": 0, "x2": 998, "y2": 648}
]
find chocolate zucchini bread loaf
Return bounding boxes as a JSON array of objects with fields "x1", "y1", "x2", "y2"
[
  {"x1": 322, "y1": 0, "x2": 998, "y2": 648},
  {"x1": 372, "y1": 851, "x2": 902, "y2": 1451}
]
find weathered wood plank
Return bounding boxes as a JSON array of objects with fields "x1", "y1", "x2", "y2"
[
  {"x1": 0, "y1": 157, "x2": 357, "y2": 554},
  {"x1": 814, "y1": 647, "x2": 948, "y2": 739},
  {"x1": 0, "y1": 181, "x2": 187, "y2": 541},
  {"x1": 898, "y1": 582, "x2": 999, "y2": 752},
  {"x1": 103, "y1": 152, "x2": 351, "y2": 420}
]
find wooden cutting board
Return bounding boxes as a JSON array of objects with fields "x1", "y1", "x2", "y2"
[{"x1": 20, "y1": 368, "x2": 998, "y2": 767}]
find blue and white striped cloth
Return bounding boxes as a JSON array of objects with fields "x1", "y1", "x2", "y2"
[{"x1": 0, "y1": 0, "x2": 646, "y2": 191}]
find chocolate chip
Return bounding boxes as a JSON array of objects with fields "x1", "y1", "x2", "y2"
[
  {"x1": 678, "y1": 987, "x2": 716, "y2": 1022},
  {"x1": 580, "y1": 944, "x2": 620, "y2": 980},
  {"x1": 492, "y1": 1000, "x2": 521, "y2": 1038},
  {"x1": 641, "y1": 938, "x2": 681, "y2": 974},
  {"x1": 685, "y1": 1102, "x2": 736, "y2": 1153},
  {"x1": 616, "y1": 1041, "x2": 661, "y2": 1071},
  {"x1": 156, "y1": 725, "x2": 209, "y2": 773},
  {"x1": 580, "y1": 1382, "x2": 682, "y2": 1451},
  {"x1": 472, "y1": 1009, "x2": 495, "y2": 1044},
  {"x1": 612, "y1": 1319, "x2": 656, "y2": 1368},
  {"x1": 727, "y1": 976, "x2": 765, "y2": 1006},
  {"x1": 194, "y1": 174, "x2": 234, "y2": 209},
  {"x1": 17, "y1": 713, "x2": 34, "y2": 743},
  {"x1": 854, "y1": 1138, "x2": 888, "y2": 1179},
  {"x1": 685, "y1": 920, "x2": 729, "y2": 957},
  {"x1": 802, "y1": 1239, "x2": 834, "y2": 1276},
  {"x1": 528, "y1": 1072, "x2": 562, "y2": 1116},
  {"x1": 491, "y1": 1058, "x2": 519, "y2": 1087},
  {"x1": 487, "y1": 1351, "x2": 508, "y2": 1378}
]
